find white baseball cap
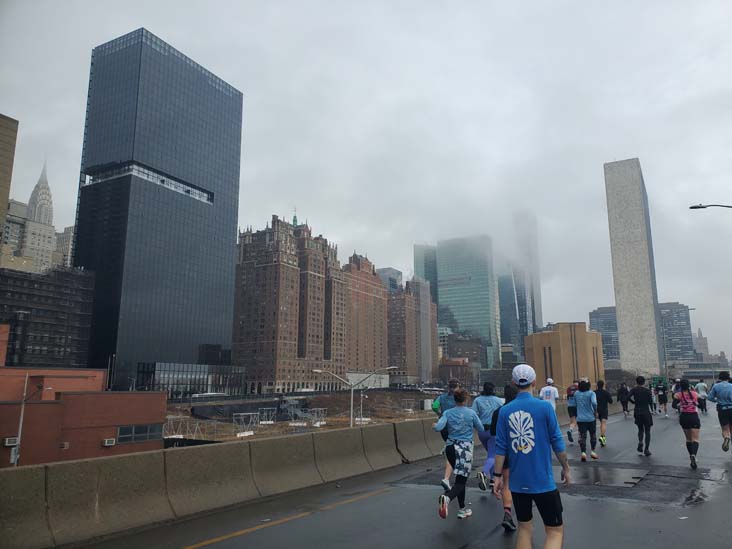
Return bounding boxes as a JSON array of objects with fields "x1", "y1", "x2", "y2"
[
  {"x1": 547, "y1": 378, "x2": 554, "y2": 385},
  {"x1": 513, "y1": 364, "x2": 536, "y2": 387}
]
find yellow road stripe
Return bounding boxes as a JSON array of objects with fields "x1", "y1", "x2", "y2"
[
  {"x1": 182, "y1": 487, "x2": 391, "y2": 548},
  {"x1": 319, "y1": 487, "x2": 391, "y2": 510},
  {"x1": 182, "y1": 513, "x2": 312, "y2": 549}
]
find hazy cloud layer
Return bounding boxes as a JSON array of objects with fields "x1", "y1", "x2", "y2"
[{"x1": 1, "y1": 1, "x2": 730, "y2": 355}]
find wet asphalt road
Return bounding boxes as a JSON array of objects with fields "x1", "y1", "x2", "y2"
[{"x1": 84, "y1": 408, "x2": 731, "y2": 549}]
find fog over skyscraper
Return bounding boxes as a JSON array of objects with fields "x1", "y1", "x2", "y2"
[
  {"x1": 604, "y1": 158, "x2": 664, "y2": 375},
  {"x1": 513, "y1": 211, "x2": 543, "y2": 332},
  {"x1": 436, "y1": 235, "x2": 499, "y2": 371},
  {"x1": 73, "y1": 29, "x2": 242, "y2": 386}
]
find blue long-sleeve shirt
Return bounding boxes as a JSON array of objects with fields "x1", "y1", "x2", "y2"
[
  {"x1": 708, "y1": 381, "x2": 732, "y2": 409},
  {"x1": 574, "y1": 390, "x2": 597, "y2": 422},
  {"x1": 496, "y1": 392, "x2": 565, "y2": 494},
  {"x1": 472, "y1": 395, "x2": 504, "y2": 426},
  {"x1": 434, "y1": 406, "x2": 484, "y2": 444}
]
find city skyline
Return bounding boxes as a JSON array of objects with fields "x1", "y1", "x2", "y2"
[{"x1": 1, "y1": 2, "x2": 730, "y2": 355}]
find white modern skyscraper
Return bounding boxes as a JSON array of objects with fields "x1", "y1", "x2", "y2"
[{"x1": 604, "y1": 158, "x2": 664, "y2": 375}]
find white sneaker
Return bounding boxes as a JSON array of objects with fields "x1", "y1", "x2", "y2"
[{"x1": 457, "y1": 508, "x2": 472, "y2": 519}]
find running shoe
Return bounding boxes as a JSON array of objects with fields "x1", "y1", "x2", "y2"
[
  {"x1": 438, "y1": 495, "x2": 449, "y2": 519},
  {"x1": 637, "y1": 443, "x2": 643, "y2": 454},
  {"x1": 567, "y1": 430, "x2": 574, "y2": 443},
  {"x1": 440, "y1": 479, "x2": 451, "y2": 492},
  {"x1": 599, "y1": 435, "x2": 607, "y2": 447},
  {"x1": 690, "y1": 455, "x2": 697, "y2": 470},
  {"x1": 457, "y1": 508, "x2": 472, "y2": 520},
  {"x1": 502, "y1": 511, "x2": 517, "y2": 532},
  {"x1": 581, "y1": 452, "x2": 587, "y2": 462},
  {"x1": 644, "y1": 448, "x2": 652, "y2": 457},
  {"x1": 723, "y1": 438, "x2": 731, "y2": 452},
  {"x1": 665, "y1": 414, "x2": 669, "y2": 418},
  {"x1": 477, "y1": 472, "x2": 488, "y2": 491},
  {"x1": 591, "y1": 451, "x2": 599, "y2": 460}
]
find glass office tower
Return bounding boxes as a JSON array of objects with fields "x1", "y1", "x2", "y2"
[
  {"x1": 73, "y1": 29, "x2": 243, "y2": 387},
  {"x1": 436, "y1": 236, "x2": 499, "y2": 370},
  {"x1": 414, "y1": 244, "x2": 438, "y2": 306}
]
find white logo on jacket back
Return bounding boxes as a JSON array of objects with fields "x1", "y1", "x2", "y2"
[{"x1": 509, "y1": 410, "x2": 535, "y2": 454}]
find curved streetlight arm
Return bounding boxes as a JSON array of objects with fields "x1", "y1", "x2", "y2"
[
  {"x1": 312, "y1": 369, "x2": 351, "y2": 387},
  {"x1": 690, "y1": 204, "x2": 732, "y2": 210},
  {"x1": 351, "y1": 367, "x2": 397, "y2": 389}
]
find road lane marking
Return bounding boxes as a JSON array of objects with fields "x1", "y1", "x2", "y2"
[
  {"x1": 182, "y1": 487, "x2": 392, "y2": 548},
  {"x1": 182, "y1": 513, "x2": 312, "y2": 549},
  {"x1": 319, "y1": 487, "x2": 391, "y2": 510}
]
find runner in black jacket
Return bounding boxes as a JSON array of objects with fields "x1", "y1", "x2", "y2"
[
  {"x1": 595, "y1": 380, "x2": 613, "y2": 447},
  {"x1": 628, "y1": 376, "x2": 653, "y2": 456}
]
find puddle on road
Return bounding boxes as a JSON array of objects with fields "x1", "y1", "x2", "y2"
[
  {"x1": 683, "y1": 488, "x2": 708, "y2": 506},
  {"x1": 552, "y1": 466, "x2": 648, "y2": 487}
]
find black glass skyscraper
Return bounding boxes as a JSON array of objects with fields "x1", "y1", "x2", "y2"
[{"x1": 73, "y1": 29, "x2": 243, "y2": 387}]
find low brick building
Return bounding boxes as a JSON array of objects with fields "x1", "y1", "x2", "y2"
[{"x1": 0, "y1": 365, "x2": 165, "y2": 467}]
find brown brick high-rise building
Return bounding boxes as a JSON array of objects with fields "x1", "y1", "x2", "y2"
[
  {"x1": 233, "y1": 215, "x2": 347, "y2": 394},
  {"x1": 343, "y1": 254, "x2": 388, "y2": 374},
  {"x1": 388, "y1": 278, "x2": 438, "y2": 385}
]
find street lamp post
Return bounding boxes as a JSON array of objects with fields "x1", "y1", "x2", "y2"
[
  {"x1": 313, "y1": 367, "x2": 397, "y2": 427},
  {"x1": 689, "y1": 204, "x2": 732, "y2": 210},
  {"x1": 13, "y1": 373, "x2": 53, "y2": 466}
]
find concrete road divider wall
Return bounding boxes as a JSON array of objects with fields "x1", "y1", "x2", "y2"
[
  {"x1": 394, "y1": 419, "x2": 432, "y2": 463},
  {"x1": 250, "y1": 432, "x2": 324, "y2": 497},
  {"x1": 0, "y1": 465, "x2": 54, "y2": 549},
  {"x1": 555, "y1": 402, "x2": 570, "y2": 426},
  {"x1": 165, "y1": 440, "x2": 259, "y2": 517},
  {"x1": 361, "y1": 423, "x2": 403, "y2": 470},
  {"x1": 46, "y1": 450, "x2": 174, "y2": 546},
  {"x1": 313, "y1": 428, "x2": 372, "y2": 482},
  {"x1": 421, "y1": 418, "x2": 445, "y2": 456}
]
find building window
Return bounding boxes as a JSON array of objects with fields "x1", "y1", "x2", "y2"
[{"x1": 117, "y1": 424, "x2": 163, "y2": 443}]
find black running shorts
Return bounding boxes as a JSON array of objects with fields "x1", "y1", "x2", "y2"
[
  {"x1": 512, "y1": 489, "x2": 563, "y2": 527},
  {"x1": 679, "y1": 412, "x2": 701, "y2": 430},
  {"x1": 658, "y1": 395, "x2": 668, "y2": 405},
  {"x1": 717, "y1": 408, "x2": 732, "y2": 427},
  {"x1": 567, "y1": 406, "x2": 577, "y2": 418},
  {"x1": 634, "y1": 412, "x2": 653, "y2": 428},
  {"x1": 440, "y1": 426, "x2": 449, "y2": 442},
  {"x1": 597, "y1": 409, "x2": 609, "y2": 421}
]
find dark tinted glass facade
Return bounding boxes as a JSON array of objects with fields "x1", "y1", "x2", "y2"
[
  {"x1": 74, "y1": 29, "x2": 243, "y2": 387},
  {"x1": 658, "y1": 302, "x2": 695, "y2": 364},
  {"x1": 589, "y1": 306, "x2": 620, "y2": 360}
]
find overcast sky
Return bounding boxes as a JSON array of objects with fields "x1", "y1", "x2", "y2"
[{"x1": 1, "y1": 1, "x2": 730, "y2": 356}]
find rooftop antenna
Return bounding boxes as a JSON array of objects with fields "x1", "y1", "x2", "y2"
[{"x1": 293, "y1": 206, "x2": 298, "y2": 225}]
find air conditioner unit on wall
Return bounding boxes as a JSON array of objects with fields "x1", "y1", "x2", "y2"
[
  {"x1": 3, "y1": 437, "x2": 18, "y2": 447},
  {"x1": 101, "y1": 438, "x2": 116, "y2": 447},
  {"x1": 59, "y1": 442, "x2": 70, "y2": 450}
]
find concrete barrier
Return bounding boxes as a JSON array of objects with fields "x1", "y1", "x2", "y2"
[
  {"x1": 394, "y1": 419, "x2": 432, "y2": 463},
  {"x1": 46, "y1": 450, "x2": 174, "y2": 545},
  {"x1": 250, "y1": 432, "x2": 324, "y2": 497},
  {"x1": 313, "y1": 428, "x2": 372, "y2": 482},
  {"x1": 0, "y1": 465, "x2": 54, "y2": 549},
  {"x1": 555, "y1": 402, "x2": 570, "y2": 426},
  {"x1": 421, "y1": 418, "x2": 445, "y2": 456},
  {"x1": 361, "y1": 423, "x2": 403, "y2": 470},
  {"x1": 165, "y1": 440, "x2": 259, "y2": 517}
]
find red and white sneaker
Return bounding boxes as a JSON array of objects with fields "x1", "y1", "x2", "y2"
[{"x1": 438, "y1": 495, "x2": 449, "y2": 519}]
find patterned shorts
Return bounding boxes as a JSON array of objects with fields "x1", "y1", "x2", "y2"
[{"x1": 449, "y1": 440, "x2": 474, "y2": 477}]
